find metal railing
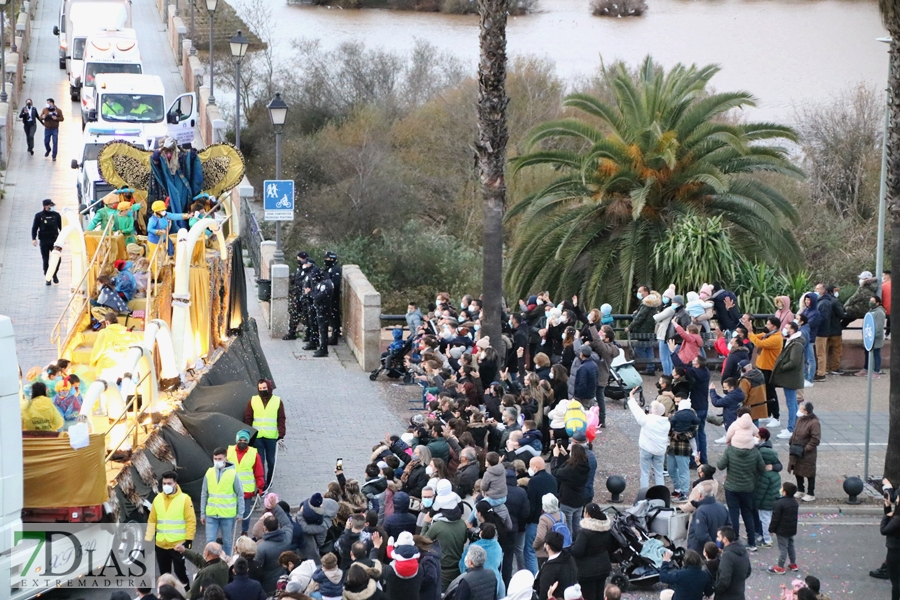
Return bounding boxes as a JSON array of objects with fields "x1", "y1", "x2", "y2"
[
  {"x1": 241, "y1": 197, "x2": 263, "y2": 274},
  {"x1": 143, "y1": 241, "x2": 163, "y2": 331},
  {"x1": 50, "y1": 217, "x2": 116, "y2": 354},
  {"x1": 104, "y1": 368, "x2": 153, "y2": 462}
]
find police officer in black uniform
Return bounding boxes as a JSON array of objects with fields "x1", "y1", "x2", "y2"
[
  {"x1": 31, "y1": 199, "x2": 62, "y2": 285},
  {"x1": 323, "y1": 251, "x2": 342, "y2": 345},
  {"x1": 301, "y1": 260, "x2": 321, "y2": 350},
  {"x1": 283, "y1": 251, "x2": 309, "y2": 340},
  {"x1": 309, "y1": 268, "x2": 334, "y2": 357}
]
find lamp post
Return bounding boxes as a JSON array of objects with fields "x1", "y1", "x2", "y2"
[
  {"x1": 268, "y1": 92, "x2": 288, "y2": 264},
  {"x1": 206, "y1": 0, "x2": 218, "y2": 105},
  {"x1": 0, "y1": 0, "x2": 7, "y2": 104},
  {"x1": 229, "y1": 30, "x2": 248, "y2": 150},
  {"x1": 189, "y1": 0, "x2": 196, "y2": 55},
  {"x1": 10, "y1": 0, "x2": 16, "y2": 53}
]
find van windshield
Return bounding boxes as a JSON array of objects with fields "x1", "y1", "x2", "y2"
[
  {"x1": 82, "y1": 143, "x2": 105, "y2": 162},
  {"x1": 84, "y1": 63, "x2": 142, "y2": 87},
  {"x1": 73, "y1": 37, "x2": 86, "y2": 60},
  {"x1": 100, "y1": 93, "x2": 164, "y2": 123}
]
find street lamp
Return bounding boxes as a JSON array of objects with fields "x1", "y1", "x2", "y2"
[
  {"x1": 267, "y1": 92, "x2": 288, "y2": 264},
  {"x1": 206, "y1": 0, "x2": 218, "y2": 105},
  {"x1": 189, "y1": 0, "x2": 196, "y2": 56},
  {"x1": 0, "y1": 0, "x2": 8, "y2": 104},
  {"x1": 10, "y1": 0, "x2": 16, "y2": 53},
  {"x1": 229, "y1": 30, "x2": 248, "y2": 150}
]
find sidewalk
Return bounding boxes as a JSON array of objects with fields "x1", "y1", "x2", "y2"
[
  {"x1": 0, "y1": 0, "x2": 196, "y2": 370},
  {"x1": 245, "y1": 269, "x2": 406, "y2": 501}
]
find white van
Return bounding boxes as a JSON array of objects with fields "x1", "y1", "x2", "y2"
[
  {"x1": 85, "y1": 74, "x2": 197, "y2": 149},
  {"x1": 53, "y1": 0, "x2": 132, "y2": 78},
  {"x1": 79, "y1": 29, "x2": 142, "y2": 126}
]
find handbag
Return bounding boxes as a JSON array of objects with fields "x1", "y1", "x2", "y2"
[{"x1": 789, "y1": 443, "x2": 805, "y2": 458}]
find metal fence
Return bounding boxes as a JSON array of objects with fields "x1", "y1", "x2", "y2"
[{"x1": 241, "y1": 197, "x2": 264, "y2": 274}]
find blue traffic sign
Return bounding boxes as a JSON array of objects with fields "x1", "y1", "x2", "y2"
[
  {"x1": 863, "y1": 312, "x2": 876, "y2": 352},
  {"x1": 263, "y1": 179, "x2": 295, "y2": 221}
]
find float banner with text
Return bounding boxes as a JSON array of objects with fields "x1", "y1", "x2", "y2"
[{"x1": 10, "y1": 523, "x2": 155, "y2": 589}]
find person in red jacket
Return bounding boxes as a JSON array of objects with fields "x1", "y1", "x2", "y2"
[{"x1": 229, "y1": 430, "x2": 267, "y2": 536}]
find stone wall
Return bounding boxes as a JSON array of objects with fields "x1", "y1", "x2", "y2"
[
  {"x1": 342, "y1": 265, "x2": 382, "y2": 372},
  {"x1": 0, "y1": 0, "x2": 35, "y2": 168}
]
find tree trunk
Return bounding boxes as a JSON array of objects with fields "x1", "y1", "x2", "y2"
[
  {"x1": 884, "y1": 39, "x2": 900, "y2": 483},
  {"x1": 476, "y1": 0, "x2": 509, "y2": 346}
]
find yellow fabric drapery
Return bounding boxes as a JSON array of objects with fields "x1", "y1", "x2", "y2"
[
  {"x1": 23, "y1": 433, "x2": 108, "y2": 508},
  {"x1": 189, "y1": 266, "x2": 211, "y2": 358},
  {"x1": 89, "y1": 323, "x2": 144, "y2": 370}
]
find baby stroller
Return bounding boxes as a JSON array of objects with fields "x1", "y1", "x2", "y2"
[
  {"x1": 370, "y1": 331, "x2": 413, "y2": 382},
  {"x1": 605, "y1": 348, "x2": 645, "y2": 407},
  {"x1": 604, "y1": 486, "x2": 682, "y2": 592}
]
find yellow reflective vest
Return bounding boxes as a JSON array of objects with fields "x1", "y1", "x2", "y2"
[
  {"x1": 250, "y1": 395, "x2": 281, "y2": 439},
  {"x1": 151, "y1": 491, "x2": 190, "y2": 546},
  {"x1": 205, "y1": 467, "x2": 238, "y2": 518},
  {"x1": 227, "y1": 445, "x2": 259, "y2": 494}
]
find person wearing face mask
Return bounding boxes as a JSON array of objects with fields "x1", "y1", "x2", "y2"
[
  {"x1": 243, "y1": 379, "x2": 287, "y2": 489},
  {"x1": 653, "y1": 286, "x2": 678, "y2": 376},
  {"x1": 817, "y1": 284, "x2": 845, "y2": 376},
  {"x1": 787, "y1": 402, "x2": 820, "y2": 502},
  {"x1": 228, "y1": 430, "x2": 266, "y2": 537},
  {"x1": 19, "y1": 98, "x2": 39, "y2": 155},
  {"x1": 626, "y1": 287, "x2": 660, "y2": 376},
  {"x1": 150, "y1": 137, "x2": 204, "y2": 231},
  {"x1": 771, "y1": 322, "x2": 806, "y2": 438},
  {"x1": 856, "y1": 295, "x2": 887, "y2": 377},
  {"x1": 39, "y1": 98, "x2": 64, "y2": 160},
  {"x1": 146, "y1": 199, "x2": 190, "y2": 276},
  {"x1": 31, "y1": 199, "x2": 62, "y2": 284},
  {"x1": 200, "y1": 447, "x2": 244, "y2": 556},
  {"x1": 145, "y1": 471, "x2": 196, "y2": 588},
  {"x1": 524, "y1": 457, "x2": 558, "y2": 575},
  {"x1": 406, "y1": 302, "x2": 424, "y2": 337}
]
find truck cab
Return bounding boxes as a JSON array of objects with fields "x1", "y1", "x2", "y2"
[
  {"x1": 86, "y1": 74, "x2": 197, "y2": 149},
  {"x1": 79, "y1": 29, "x2": 142, "y2": 127}
]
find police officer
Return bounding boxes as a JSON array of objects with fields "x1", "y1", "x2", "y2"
[
  {"x1": 301, "y1": 259, "x2": 321, "y2": 350},
  {"x1": 323, "y1": 251, "x2": 342, "y2": 345},
  {"x1": 310, "y1": 268, "x2": 334, "y2": 357},
  {"x1": 31, "y1": 199, "x2": 62, "y2": 285},
  {"x1": 283, "y1": 251, "x2": 309, "y2": 341}
]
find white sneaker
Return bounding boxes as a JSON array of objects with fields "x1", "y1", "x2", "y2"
[
  {"x1": 777, "y1": 429, "x2": 792, "y2": 439},
  {"x1": 795, "y1": 491, "x2": 805, "y2": 498},
  {"x1": 767, "y1": 418, "x2": 781, "y2": 428},
  {"x1": 714, "y1": 436, "x2": 727, "y2": 444},
  {"x1": 803, "y1": 380, "x2": 814, "y2": 388},
  {"x1": 802, "y1": 494, "x2": 816, "y2": 502}
]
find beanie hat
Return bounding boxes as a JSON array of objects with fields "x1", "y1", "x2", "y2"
[
  {"x1": 677, "y1": 399, "x2": 692, "y2": 412},
  {"x1": 673, "y1": 294, "x2": 685, "y2": 306},
  {"x1": 600, "y1": 303, "x2": 611, "y2": 315},
  {"x1": 571, "y1": 429, "x2": 587, "y2": 442},
  {"x1": 391, "y1": 531, "x2": 420, "y2": 561},
  {"x1": 309, "y1": 492, "x2": 324, "y2": 508},
  {"x1": 286, "y1": 581, "x2": 304, "y2": 593},
  {"x1": 400, "y1": 432, "x2": 415, "y2": 446},
  {"x1": 738, "y1": 359, "x2": 750, "y2": 370},
  {"x1": 699, "y1": 283, "x2": 714, "y2": 299},
  {"x1": 663, "y1": 284, "x2": 676, "y2": 301},
  {"x1": 541, "y1": 493, "x2": 559, "y2": 513},
  {"x1": 476, "y1": 337, "x2": 490, "y2": 350},
  {"x1": 650, "y1": 401, "x2": 665, "y2": 416},
  {"x1": 235, "y1": 429, "x2": 251, "y2": 442},
  {"x1": 564, "y1": 584, "x2": 584, "y2": 600},
  {"x1": 686, "y1": 291, "x2": 699, "y2": 303}
]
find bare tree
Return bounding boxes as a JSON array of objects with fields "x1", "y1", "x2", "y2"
[{"x1": 476, "y1": 0, "x2": 509, "y2": 344}]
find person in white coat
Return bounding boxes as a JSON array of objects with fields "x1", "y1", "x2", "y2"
[
  {"x1": 653, "y1": 285, "x2": 677, "y2": 376},
  {"x1": 627, "y1": 391, "x2": 672, "y2": 489}
]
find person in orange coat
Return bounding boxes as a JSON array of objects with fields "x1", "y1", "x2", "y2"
[{"x1": 742, "y1": 315, "x2": 783, "y2": 427}]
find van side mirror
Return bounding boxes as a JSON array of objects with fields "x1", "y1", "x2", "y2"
[
  {"x1": 87, "y1": 109, "x2": 97, "y2": 122},
  {"x1": 71, "y1": 159, "x2": 79, "y2": 169},
  {"x1": 167, "y1": 112, "x2": 178, "y2": 125},
  {"x1": 53, "y1": 26, "x2": 59, "y2": 36}
]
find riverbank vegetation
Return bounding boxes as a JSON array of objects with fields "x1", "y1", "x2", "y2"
[
  {"x1": 591, "y1": 0, "x2": 647, "y2": 17},
  {"x1": 229, "y1": 29, "x2": 887, "y2": 311},
  {"x1": 300, "y1": 0, "x2": 537, "y2": 16}
]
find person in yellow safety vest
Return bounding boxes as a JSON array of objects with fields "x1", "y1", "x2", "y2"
[
  {"x1": 145, "y1": 470, "x2": 196, "y2": 588},
  {"x1": 243, "y1": 379, "x2": 286, "y2": 490},
  {"x1": 200, "y1": 447, "x2": 244, "y2": 556},
  {"x1": 228, "y1": 429, "x2": 266, "y2": 536},
  {"x1": 20, "y1": 382, "x2": 63, "y2": 432}
]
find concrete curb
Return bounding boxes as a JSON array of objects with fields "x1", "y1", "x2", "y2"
[{"x1": 800, "y1": 504, "x2": 884, "y2": 516}]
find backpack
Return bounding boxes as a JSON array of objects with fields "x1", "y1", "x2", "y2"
[
  {"x1": 545, "y1": 513, "x2": 572, "y2": 548},
  {"x1": 666, "y1": 307, "x2": 692, "y2": 342}
]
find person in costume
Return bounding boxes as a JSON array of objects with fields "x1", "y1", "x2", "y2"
[
  {"x1": 112, "y1": 200, "x2": 142, "y2": 245},
  {"x1": 150, "y1": 137, "x2": 204, "y2": 231}
]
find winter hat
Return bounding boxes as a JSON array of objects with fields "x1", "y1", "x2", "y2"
[
  {"x1": 235, "y1": 429, "x2": 251, "y2": 442},
  {"x1": 600, "y1": 303, "x2": 611, "y2": 315},
  {"x1": 673, "y1": 294, "x2": 685, "y2": 306},
  {"x1": 392, "y1": 531, "x2": 420, "y2": 561},
  {"x1": 542, "y1": 493, "x2": 559, "y2": 513},
  {"x1": 677, "y1": 399, "x2": 692, "y2": 412},
  {"x1": 662, "y1": 285, "x2": 676, "y2": 301},
  {"x1": 728, "y1": 414, "x2": 758, "y2": 450},
  {"x1": 650, "y1": 401, "x2": 665, "y2": 416},
  {"x1": 475, "y1": 337, "x2": 490, "y2": 350},
  {"x1": 571, "y1": 429, "x2": 587, "y2": 442},
  {"x1": 286, "y1": 581, "x2": 304, "y2": 593},
  {"x1": 699, "y1": 283, "x2": 714, "y2": 299},
  {"x1": 309, "y1": 492, "x2": 324, "y2": 508},
  {"x1": 738, "y1": 359, "x2": 750, "y2": 370},
  {"x1": 858, "y1": 270, "x2": 874, "y2": 281},
  {"x1": 686, "y1": 291, "x2": 699, "y2": 303},
  {"x1": 449, "y1": 346, "x2": 465, "y2": 360},
  {"x1": 564, "y1": 584, "x2": 584, "y2": 600},
  {"x1": 435, "y1": 479, "x2": 453, "y2": 497},
  {"x1": 400, "y1": 432, "x2": 415, "y2": 446}
]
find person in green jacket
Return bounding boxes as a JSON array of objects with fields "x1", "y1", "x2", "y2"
[
  {"x1": 175, "y1": 541, "x2": 229, "y2": 600},
  {"x1": 86, "y1": 192, "x2": 123, "y2": 232},
  {"x1": 717, "y1": 434, "x2": 766, "y2": 551},
  {"x1": 753, "y1": 427, "x2": 783, "y2": 548},
  {"x1": 111, "y1": 200, "x2": 143, "y2": 245},
  {"x1": 420, "y1": 490, "x2": 468, "y2": 591}
]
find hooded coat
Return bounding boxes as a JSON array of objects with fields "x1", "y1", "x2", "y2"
[
  {"x1": 721, "y1": 345, "x2": 750, "y2": 382},
  {"x1": 738, "y1": 367, "x2": 768, "y2": 421},
  {"x1": 845, "y1": 278, "x2": 880, "y2": 321},
  {"x1": 630, "y1": 292, "x2": 660, "y2": 335},
  {"x1": 771, "y1": 335, "x2": 806, "y2": 391},
  {"x1": 458, "y1": 537, "x2": 506, "y2": 598},
  {"x1": 569, "y1": 516, "x2": 613, "y2": 578},
  {"x1": 773, "y1": 296, "x2": 795, "y2": 329},
  {"x1": 799, "y1": 293, "x2": 822, "y2": 342},
  {"x1": 754, "y1": 442, "x2": 783, "y2": 512}
]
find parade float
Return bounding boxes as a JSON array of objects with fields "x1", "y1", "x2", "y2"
[{"x1": 18, "y1": 139, "x2": 272, "y2": 527}]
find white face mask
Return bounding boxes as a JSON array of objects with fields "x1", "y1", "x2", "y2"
[
  {"x1": 479, "y1": 351, "x2": 486, "y2": 360},
  {"x1": 561, "y1": 333, "x2": 567, "y2": 340},
  {"x1": 782, "y1": 328, "x2": 790, "y2": 336},
  {"x1": 425, "y1": 465, "x2": 434, "y2": 476},
  {"x1": 796, "y1": 410, "x2": 805, "y2": 418},
  {"x1": 162, "y1": 484, "x2": 175, "y2": 495},
  {"x1": 461, "y1": 302, "x2": 467, "y2": 309},
  {"x1": 834, "y1": 292, "x2": 840, "y2": 298},
  {"x1": 527, "y1": 467, "x2": 535, "y2": 477},
  {"x1": 214, "y1": 460, "x2": 225, "y2": 469},
  {"x1": 536, "y1": 299, "x2": 544, "y2": 306}
]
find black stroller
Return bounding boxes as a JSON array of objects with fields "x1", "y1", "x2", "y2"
[
  {"x1": 604, "y1": 486, "x2": 683, "y2": 592},
  {"x1": 370, "y1": 333, "x2": 413, "y2": 382}
]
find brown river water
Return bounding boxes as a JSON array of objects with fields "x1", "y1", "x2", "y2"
[{"x1": 266, "y1": 0, "x2": 888, "y2": 122}]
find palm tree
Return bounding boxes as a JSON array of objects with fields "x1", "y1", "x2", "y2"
[
  {"x1": 878, "y1": 1, "x2": 900, "y2": 483},
  {"x1": 506, "y1": 57, "x2": 803, "y2": 310},
  {"x1": 476, "y1": 0, "x2": 509, "y2": 344}
]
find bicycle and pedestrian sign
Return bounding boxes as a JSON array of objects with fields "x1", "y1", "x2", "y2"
[{"x1": 263, "y1": 180, "x2": 295, "y2": 222}]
